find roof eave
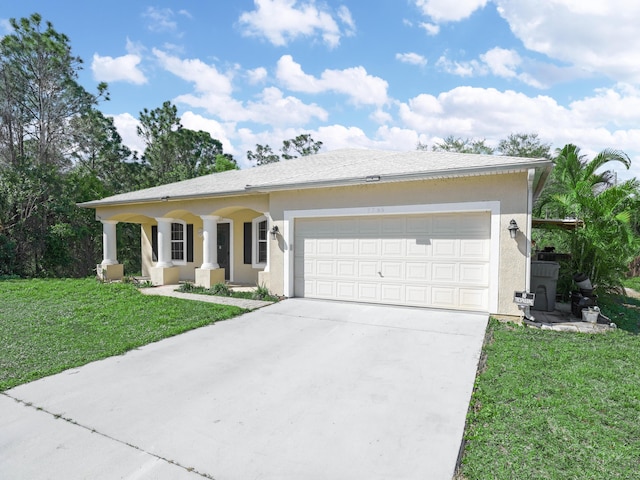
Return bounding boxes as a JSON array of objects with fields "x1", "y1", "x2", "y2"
[
  {"x1": 245, "y1": 160, "x2": 553, "y2": 193},
  {"x1": 77, "y1": 188, "x2": 250, "y2": 209}
]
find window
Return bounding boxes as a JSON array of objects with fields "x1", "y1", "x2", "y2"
[
  {"x1": 257, "y1": 220, "x2": 267, "y2": 264},
  {"x1": 151, "y1": 222, "x2": 193, "y2": 264},
  {"x1": 251, "y1": 216, "x2": 268, "y2": 268},
  {"x1": 171, "y1": 222, "x2": 185, "y2": 262}
]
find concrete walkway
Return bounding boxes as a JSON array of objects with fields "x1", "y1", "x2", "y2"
[
  {"x1": 139, "y1": 284, "x2": 273, "y2": 309},
  {"x1": 1, "y1": 299, "x2": 488, "y2": 480}
]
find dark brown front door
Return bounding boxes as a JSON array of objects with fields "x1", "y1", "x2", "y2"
[{"x1": 217, "y1": 223, "x2": 230, "y2": 281}]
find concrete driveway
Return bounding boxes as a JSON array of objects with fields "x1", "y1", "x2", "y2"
[{"x1": 1, "y1": 299, "x2": 488, "y2": 480}]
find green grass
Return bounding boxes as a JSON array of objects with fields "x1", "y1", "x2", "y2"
[
  {"x1": 459, "y1": 308, "x2": 640, "y2": 479},
  {"x1": 622, "y1": 276, "x2": 640, "y2": 292},
  {"x1": 0, "y1": 278, "x2": 246, "y2": 391}
]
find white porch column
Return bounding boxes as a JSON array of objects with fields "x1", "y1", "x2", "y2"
[
  {"x1": 200, "y1": 215, "x2": 220, "y2": 270},
  {"x1": 101, "y1": 220, "x2": 119, "y2": 265},
  {"x1": 155, "y1": 218, "x2": 174, "y2": 268}
]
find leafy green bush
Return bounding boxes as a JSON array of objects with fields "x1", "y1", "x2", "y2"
[
  {"x1": 210, "y1": 282, "x2": 231, "y2": 296},
  {"x1": 252, "y1": 283, "x2": 273, "y2": 300}
]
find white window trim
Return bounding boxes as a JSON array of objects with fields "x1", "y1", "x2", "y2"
[
  {"x1": 283, "y1": 201, "x2": 501, "y2": 313},
  {"x1": 251, "y1": 215, "x2": 268, "y2": 269},
  {"x1": 170, "y1": 220, "x2": 187, "y2": 266}
]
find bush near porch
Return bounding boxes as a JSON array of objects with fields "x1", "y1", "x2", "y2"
[{"x1": 0, "y1": 278, "x2": 246, "y2": 391}]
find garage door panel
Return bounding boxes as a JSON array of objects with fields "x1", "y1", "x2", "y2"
[
  {"x1": 406, "y1": 262, "x2": 429, "y2": 281},
  {"x1": 459, "y1": 263, "x2": 489, "y2": 284},
  {"x1": 358, "y1": 283, "x2": 379, "y2": 301},
  {"x1": 459, "y1": 288, "x2": 488, "y2": 310},
  {"x1": 431, "y1": 287, "x2": 457, "y2": 307},
  {"x1": 380, "y1": 261, "x2": 403, "y2": 279},
  {"x1": 358, "y1": 239, "x2": 380, "y2": 255},
  {"x1": 301, "y1": 238, "x2": 316, "y2": 255},
  {"x1": 336, "y1": 219, "x2": 358, "y2": 235},
  {"x1": 294, "y1": 212, "x2": 490, "y2": 312},
  {"x1": 337, "y1": 238, "x2": 357, "y2": 255},
  {"x1": 432, "y1": 215, "x2": 458, "y2": 234},
  {"x1": 381, "y1": 238, "x2": 404, "y2": 256},
  {"x1": 337, "y1": 260, "x2": 356, "y2": 276},
  {"x1": 381, "y1": 284, "x2": 404, "y2": 303},
  {"x1": 406, "y1": 285, "x2": 429, "y2": 304},
  {"x1": 459, "y1": 215, "x2": 490, "y2": 236},
  {"x1": 316, "y1": 281, "x2": 335, "y2": 296},
  {"x1": 316, "y1": 260, "x2": 335, "y2": 276},
  {"x1": 317, "y1": 239, "x2": 335, "y2": 255},
  {"x1": 336, "y1": 282, "x2": 356, "y2": 300},
  {"x1": 460, "y1": 239, "x2": 489, "y2": 259},
  {"x1": 432, "y1": 239, "x2": 457, "y2": 257},
  {"x1": 358, "y1": 218, "x2": 381, "y2": 234},
  {"x1": 432, "y1": 263, "x2": 457, "y2": 282},
  {"x1": 406, "y1": 216, "x2": 431, "y2": 233},
  {"x1": 407, "y1": 237, "x2": 430, "y2": 256},
  {"x1": 382, "y1": 217, "x2": 405, "y2": 234},
  {"x1": 359, "y1": 261, "x2": 379, "y2": 278}
]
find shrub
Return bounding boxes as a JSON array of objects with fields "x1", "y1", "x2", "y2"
[{"x1": 210, "y1": 282, "x2": 231, "y2": 296}]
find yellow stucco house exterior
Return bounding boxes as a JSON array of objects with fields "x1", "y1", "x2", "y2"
[{"x1": 80, "y1": 149, "x2": 552, "y2": 316}]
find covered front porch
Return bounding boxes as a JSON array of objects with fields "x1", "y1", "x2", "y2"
[{"x1": 95, "y1": 198, "x2": 273, "y2": 289}]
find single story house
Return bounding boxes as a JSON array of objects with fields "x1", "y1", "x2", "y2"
[{"x1": 80, "y1": 148, "x2": 552, "y2": 316}]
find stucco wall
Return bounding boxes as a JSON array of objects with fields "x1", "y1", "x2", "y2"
[{"x1": 266, "y1": 173, "x2": 530, "y2": 316}]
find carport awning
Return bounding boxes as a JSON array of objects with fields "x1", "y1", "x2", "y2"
[{"x1": 533, "y1": 218, "x2": 584, "y2": 230}]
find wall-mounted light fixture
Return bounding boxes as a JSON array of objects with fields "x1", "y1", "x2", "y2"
[
  {"x1": 508, "y1": 219, "x2": 519, "y2": 239},
  {"x1": 270, "y1": 225, "x2": 279, "y2": 240}
]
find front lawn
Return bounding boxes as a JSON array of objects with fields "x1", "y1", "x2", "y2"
[
  {"x1": 0, "y1": 278, "x2": 246, "y2": 391},
  {"x1": 458, "y1": 296, "x2": 640, "y2": 479}
]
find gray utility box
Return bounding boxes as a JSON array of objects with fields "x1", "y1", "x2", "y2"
[{"x1": 531, "y1": 261, "x2": 560, "y2": 311}]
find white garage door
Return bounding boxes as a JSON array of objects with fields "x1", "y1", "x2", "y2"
[{"x1": 294, "y1": 212, "x2": 491, "y2": 311}]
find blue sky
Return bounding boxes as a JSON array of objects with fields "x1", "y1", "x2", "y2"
[{"x1": 2, "y1": 1, "x2": 640, "y2": 179}]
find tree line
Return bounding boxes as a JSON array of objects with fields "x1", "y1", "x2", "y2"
[
  {"x1": 0, "y1": 14, "x2": 324, "y2": 278},
  {"x1": 0, "y1": 14, "x2": 241, "y2": 277},
  {"x1": 1, "y1": 13, "x2": 639, "y2": 292}
]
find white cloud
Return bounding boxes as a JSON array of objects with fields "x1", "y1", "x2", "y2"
[
  {"x1": 480, "y1": 47, "x2": 520, "y2": 78},
  {"x1": 247, "y1": 67, "x2": 268, "y2": 84},
  {"x1": 153, "y1": 50, "x2": 326, "y2": 126},
  {"x1": 437, "y1": 47, "x2": 545, "y2": 88},
  {"x1": 180, "y1": 111, "x2": 236, "y2": 155},
  {"x1": 238, "y1": 0, "x2": 353, "y2": 48},
  {"x1": 337, "y1": 5, "x2": 356, "y2": 36},
  {"x1": 419, "y1": 22, "x2": 440, "y2": 35},
  {"x1": 397, "y1": 85, "x2": 640, "y2": 180},
  {"x1": 276, "y1": 55, "x2": 389, "y2": 106},
  {"x1": 143, "y1": 7, "x2": 179, "y2": 34},
  {"x1": 436, "y1": 56, "x2": 482, "y2": 77},
  {"x1": 414, "y1": 0, "x2": 488, "y2": 22},
  {"x1": 396, "y1": 52, "x2": 428, "y2": 67},
  {"x1": 110, "y1": 113, "x2": 145, "y2": 155},
  {"x1": 244, "y1": 87, "x2": 328, "y2": 126},
  {"x1": 153, "y1": 49, "x2": 234, "y2": 96},
  {"x1": 495, "y1": 0, "x2": 640, "y2": 84},
  {"x1": 91, "y1": 53, "x2": 147, "y2": 85}
]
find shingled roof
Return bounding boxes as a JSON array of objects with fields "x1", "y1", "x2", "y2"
[{"x1": 79, "y1": 148, "x2": 552, "y2": 208}]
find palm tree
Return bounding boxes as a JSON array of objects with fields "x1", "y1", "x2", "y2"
[{"x1": 535, "y1": 144, "x2": 639, "y2": 292}]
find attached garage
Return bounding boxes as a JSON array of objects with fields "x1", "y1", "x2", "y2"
[{"x1": 292, "y1": 210, "x2": 494, "y2": 312}]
